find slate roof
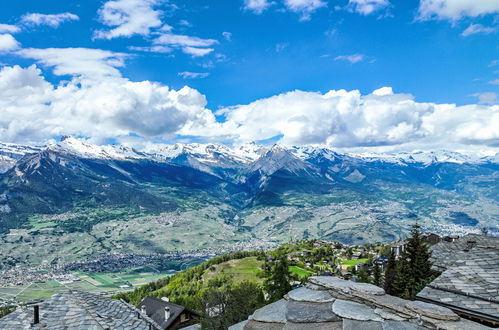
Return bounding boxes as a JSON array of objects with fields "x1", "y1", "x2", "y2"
[
  {"x1": 139, "y1": 296, "x2": 198, "y2": 329},
  {"x1": 0, "y1": 290, "x2": 162, "y2": 330},
  {"x1": 416, "y1": 234, "x2": 499, "y2": 323},
  {"x1": 229, "y1": 276, "x2": 492, "y2": 329}
]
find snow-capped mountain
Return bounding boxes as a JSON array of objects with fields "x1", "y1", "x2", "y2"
[{"x1": 0, "y1": 142, "x2": 42, "y2": 173}]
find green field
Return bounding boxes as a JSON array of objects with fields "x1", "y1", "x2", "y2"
[
  {"x1": 289, "y1": 266, "x2": 314, "y2": 278},
  {"x1": 204, "y1": 257, "x2": 263, "y2": 283},
  {"x1": 0, "y1": 269, "x2": 174, "y2": 304},
  {"x1": 341, "y1": 258, "x2": 369, "y2": 268}
]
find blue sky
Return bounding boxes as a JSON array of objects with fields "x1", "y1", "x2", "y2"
[{"x1": 0, "y1": 0, "x2": 498, "y2": 151}]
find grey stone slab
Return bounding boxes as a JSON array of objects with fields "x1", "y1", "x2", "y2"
[
  {"x1": 284, "y1": 321, "x2": 342, "y2": 330},
  {"x1": 309, "y1": 276, "x2": 385, "y2": 296},
  {"x1": 286, "y1": 300, "x2": 340, "y2": 323},
  {"x1": 228, "y1": 320, "x2": 248, "y2": 330},
  {"x1": 244, "y1": 320, "x2": 285, "y2": 330},
  {"x1": 374, "y1": 308, "x2": 407, "y2": 321},
  {"x1": 332, "y1": 299, "x2": 383, "y2": 322},
  {"x1": 342, "y1": 319, "x2": 383, "y2": 330},
  {"x1": 250, "y1": 299, "x2": 287, "y2": 323},
  {"x1": 406, "y1": 301, "x2": 459, "y2": 321},
  {"x1": 382, "y1": 321, "x2": 426, "y2": 330},
  {"x1": 287, "y1": 287, "x2": 335, "y2": 303}
]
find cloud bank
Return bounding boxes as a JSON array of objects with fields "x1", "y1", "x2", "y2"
[{"x1": 0, "y1": 65, "x2": 497, "y2": 151}]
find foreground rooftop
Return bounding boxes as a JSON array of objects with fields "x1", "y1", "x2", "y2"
[{"x1": 230, "y1": 276, "x2": 493, "y2": 329}]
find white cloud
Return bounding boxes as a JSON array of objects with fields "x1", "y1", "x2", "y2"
[
  {"x1": 0, "y1": 65, "x2": 218, "y2": 144},
  {"x1": 334, "y1": 54, "x2": 366, "y2": 64},
  {"x1": 461, "y1": 24, "x2": 496, "y2": 36},
  {"x1": 128, "y1": 45, "x2": 172, "y2": 53},
  {"x1": 489, "y1": 79, "x2": 499, "y2": 85},
  {"x1": 283, "y1": 0, "x2": 327, "y2": 21},
  {"x1": 21, "y1": 13, "x2": 79, "y2": 28},
  {"x1": 0, "y1": 24, "x2": 20, "y2": 33},
  {"x1": 417, "y1": 0, "x2": 499, "y2": 21},
  {"x1": 182, "y1": 47, "x2": 214, "y2": 57},
  {"x1": 222, "y1": 31, "x2": 232, "y2": 41},
  {"x1": 0, "y1": 34, "x2": 20, "y2": 52},
  {"x1": 94, "y1": 0, "x2": 163, "y2": 39},
  {"x1": 153, "y1": 33, "x2": 218, "y2": 47},
  {"x1": 212, "y1": 88, "x2": 499, "y2": 149},
  {"x1": 17, "y1": 48, "x2": 128, "y2": 78},
  {"x1": 244, "y1": 0, "x2": 273, "y2": 14},
  {"x1": 178, "y1": 72, "x2": 210, "y2": 79},
  {"x1": 472, "y1": 92, "x2": 497, "y2": 104},
  {"x1": 346, "y1": 0, "x2": 390, "y2": 15}
]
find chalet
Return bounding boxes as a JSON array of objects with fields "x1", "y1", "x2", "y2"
[{"x1": 139, "y1": 296, "x2": 199, "y2": 330}]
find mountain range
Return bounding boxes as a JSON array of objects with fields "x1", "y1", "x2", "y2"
[{"x1": 0, "y1": 137, "x2": 497, "y2": 267}]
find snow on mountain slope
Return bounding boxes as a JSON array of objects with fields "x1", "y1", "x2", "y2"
[
  {"x1": 349, "y1": 150, "x2": 498, "y2": 165},
  {"x1": 0, "y1": 142, "x2": 42, "y2": 173},
  {"x1": 51, "y1": 136, "x2": 147, "y2": 160}
]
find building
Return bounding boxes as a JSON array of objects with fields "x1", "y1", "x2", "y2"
[
  {"x1": 0, "y1": 290, "x2": 163, "y2": 329},
  {"x1": 229, "y1": 276, "x2": 491, "y2": 329},
  {"x1": 421, "y1": 232, "x2": 441, "y2": 244},
  {"x1": 138, "y1": 296, "x2": 199, "y2": 330},
  {"x1": 416, "y1": 234, "x2": 499, "y2": 327},
  {"x1": 391, "y1": 241, "x2": 406, "y2": 258}
]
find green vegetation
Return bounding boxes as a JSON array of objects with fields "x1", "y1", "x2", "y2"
[
  {"x1": 263, "y1": 250, "x2": 292, "y2": 302},
  {"x1": 289, "y1": 266, "x2": 314, "y2": 278},
  {"x1": 204, "y1": 257, "x2": 263, "y2": 283},
  {"x1": 341, "y1": 258, "x2": 369, "y2": 266}
]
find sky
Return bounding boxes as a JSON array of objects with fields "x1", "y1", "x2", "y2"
[{"x1": 0, "y1": 0, "x2": 498, "y2": 152}]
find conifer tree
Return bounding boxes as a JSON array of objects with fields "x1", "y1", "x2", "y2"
[
  {"x1": 384, "y1": 249, "x2": 397, "y2": 294},
  {"x1": 373, "y1": 263, "x2": 381, "y2": 286},
  {"x1": 392, "y1": 223, "x2": 438, "y2": 299},
  {"x1": 263, "y1": 251, "x2": 292, "y2": 302}
]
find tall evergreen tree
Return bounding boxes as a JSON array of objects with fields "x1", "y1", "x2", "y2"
[
  {"x1": 373, "y1": 263, "x2": 381, "y2": 286},
  {"x1": 263, "y1": 251, "x2": 292, "y2": 302},
  {"x1": 384, "y1": 249, "x2": 397, "y2": 294},
  {"x1": 392, "y1": 224, "x2": 438, "y2": 299}
]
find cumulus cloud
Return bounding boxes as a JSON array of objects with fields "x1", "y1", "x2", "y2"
[
  {"x1": 244, "y1": 0, "x2": 273, "y2": 14},
  {"x1": 0, "y1": 24, "x2": 20, "y2": 33},
  {"x1": 17, "y1": 48, "x2": 128, "y2": 78},
  {"x1": 0, "y1": 65, "x2": 218, "y2": 144},
  {"x1": 182, "y1": 47, "x2": 214, "y2": 57},
  {"x1": 0, "y1": 34, "x2": 20, "y2": 52},
  {"x1": 1, "y1": 65, "x2": 497, "y2": 151},
  {"x1": 334, "y1": 54, "x2": 366, "y2": 64},
  {"x1": 178, "y1": 72, "x2": 210, "y2": 79},
  {"x1": 284, "y1": 0, "x2": 327, "y2": 21},
  {"x1": 346, "y1": 0, "x2": 390, "y2": 15},
  {"x1": 417, "y1": 0, "x2": 499, "y2": 21},
  {"x1": 21, "y1": 12, "x2": 79, "y2": 28},
  {"x1": 213, "y1": 87, "x2": 499, "y2": 149},
  {"x1": 461, "y1": 23, "x2": 496, "y2": 36},
  {"x1": 94, "y1": 0, "x2": 163, "y2": 39}
]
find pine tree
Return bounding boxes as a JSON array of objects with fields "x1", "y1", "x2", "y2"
[
  {"x1": 263, "y1": 251, "x2": 292, "y2": 302},
  {"x1": 392, "y1": 224, "x2": 438, "y2": 299},
  {"x1": 373, "y1": 263, "x2": 381, "y2": 286},
  {"x1": 384, "y1": 250, "x2": 397, "y2": 294}
]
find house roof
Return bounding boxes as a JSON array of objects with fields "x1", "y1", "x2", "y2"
[
  {"x1": 416, "y1": 234, "x2": 499, "y2": 323},
  {"x1": 0, "y1": 290, "x2": 162, "y2": 330},
  {"x1": 139, "y1": 296, "x2": 198, "y2": 329}
]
